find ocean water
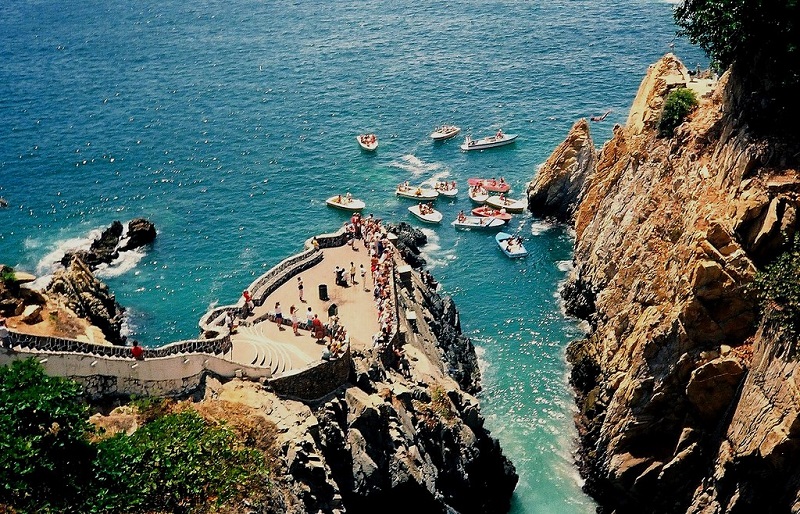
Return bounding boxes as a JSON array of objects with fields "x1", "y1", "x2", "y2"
[{"x1": 0, "y1": 0, "x2": 705, "y2": 511}]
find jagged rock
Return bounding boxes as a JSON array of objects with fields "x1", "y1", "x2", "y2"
[
  {"x1": 119, "y1": 218, "x2": 157, "y2": 252},
  {"x1": 20, "y1": 304, "x2": 42, "y2": 324},
  {"x1": 61, "y1": 219, "x2": 156, "y2": 270},
  {"x1": 686, "y1": 357, "x2": 746, "y2": 423},
  {"x1": 385, "y1": 222, "x2": 427, "y2": 269},
  {"x1": 527, "y1": 118, "x2": 597, "y2": 221},
  {"x1": 557, "y1": 53, "x2": 800, "y2": 512},
  {"x1": 45, "y1": 257, "x2": 126, "y2": 344}
]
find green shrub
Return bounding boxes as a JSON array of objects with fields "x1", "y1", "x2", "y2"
[
  {"x1": 0, "y1": 358, "x2": 94, "y2": 513},
  {"x1": 752, "y1": 233, "x2": 800, "y2": 337},
  {"x1": 87, "y1": 409, "x2": 271, "y2": 513},
  {"x1": 658, "y1": 87, "x2": 698, "y2": 137},
  {"x1": 1, "y1": 266, "x2": 15, "y2": 284}
]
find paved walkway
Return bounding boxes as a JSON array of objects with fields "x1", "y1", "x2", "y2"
[{"x1": 228, "y1": 242, "x2": 380, "y2": 373}]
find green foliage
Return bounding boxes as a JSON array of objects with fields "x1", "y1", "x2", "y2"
[
  {"x1": 658, "y1": 87, "x2": 698, "y2": 137},
  {"x1": 1, "y1": 266, "x2": 15, "y2": 284},
  {"x1": 0, "y1": 358, "x2": 94, "y2": 513},
  {"x1": 0, "y1": 361, "x2": 272, "y2": 514},
  {"x1": 430, "y1": 386, "x2": 455, "y2": 422},
  {"x1": 752, "y1": 233, "x2": 800, "y2": 337},
  {"x1": 87, "y1": 409, "x2": 271, "y2": 513},
  {"x1": 130, "y1": 395, "x2": 172, "y2": 424},
  {"x1": 674, "y1": 0, "x2": 800, "y2": 132}
]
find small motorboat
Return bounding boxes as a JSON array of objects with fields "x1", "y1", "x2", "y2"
[
  {"x1": 326, "y1": 194, "x2": 365, "y2": 211},
  {"x1": 430, "y1": 125, "x2": 461, "y2": 141},
  {"x1": 472, "y1": 205, "x2": 512, "y2": 221},
  {"x1": 496, "y1": 232, "x2": 528, "y2": 258},
  {"x1": 396, "y1": 184, "x2": 439, "y2": 200},
  {"x1": 408, "y1": 204, "x2": 443, "y2": 224},
  {"x1": 461, "y1": 130, "x2": 518, "y2": 151},
  {"x1": 467, "y1": 177, "x2": 511, "y2": 193},
  {"x1": 434, "y1": 181, "x2": 458, "y2": 197},
  {"x1": 468, "y1": 185, "x2": 489, "y2": 204},
  {"x1": 357, "y1": 133, "x2": 378, "y2": 151},
  {"x1": 486, "y1": 195, "x2": 526, "y2": 213},
  {"x1": 452, "y1": 215, "x2": 505, "y2": 230}
]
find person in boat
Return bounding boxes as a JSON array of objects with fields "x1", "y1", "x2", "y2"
[
  {"x1": 415, "y1": 187, "x2": 422, "y2": 196},
  {"x1": 457, "y1": 210, "x2": 466, "y2": 222},
  {"x1": 499, "y1": 193, "x2": 506, "y2": 202},
  {"x1": 496, "y1": 129, "x2": 504, "y2": 139},
  {"x1": 345, "y1": 192, "x2": 352, "y2": 203},
  {"x1": 499, "y1": 177, "x2": 506, "y2": 184},
  {"x1": 336, "y1": 194, "x2": 342, "y2": 203},
  {"x1": 451, "y1": 181, "x2": 457, "y2": 190}
]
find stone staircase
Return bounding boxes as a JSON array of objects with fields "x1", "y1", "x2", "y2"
[{"x1": 231, "y1": 325, "x2": 315, "y2": 375}]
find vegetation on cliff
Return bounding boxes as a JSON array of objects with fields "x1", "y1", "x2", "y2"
[
  {"x1": 752, "y1": 234, "x2": 800, "y2": 338},
  {"x1": 0, "y1": 359, "x2": 277, "y2": 513},
  {"x1": 658, "y1": 87, "x2": 698, "y2": 137},
  {"x1": 675, "y1": 0, "x2": 800, "y2": 133}
]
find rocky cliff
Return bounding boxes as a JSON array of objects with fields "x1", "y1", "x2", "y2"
[
  {"x1": 531, "y1": 54, "x2": 800, "y2": 512},
  {"x1": 201, "y1": 263, "x2": 515, "y2": 514}
]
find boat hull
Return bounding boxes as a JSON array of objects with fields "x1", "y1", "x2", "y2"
[
  {"x1": 396, "y1": 188, "x2": 439, "y2": 200},
  {"x1": 495, "y1": 232, "x2": 528, "y2": 258},
  {"x1": 471, "y1": 206, "x2": 512, "y2": 221},
  {"x1": 461, "y1": 133, "x2": 518, "y2": 151},
  {"x1": 326, "y1": 196, "x2": 366, "y2": 211},
  {"x1": 357, "y1": 134, "x2": 378, "y2": 151},
  {"x1": 486, "y1": 195, "x2": 526, "y2": 213},
  {"x1": 435, "y1": 187, "x2": 458, "y2": 197},
  {"x1": 408, "y1": 205, "x2": 442, "y2": 224},
  {"x1": 431, "y1": 125, "x2": 461, "y2": 141},
  {"x1": 467, "y1": 178, "x2": 511, "y2": 193},
  {"x1": 452, "y1": 216, "x2": 505, "y2": 230}
]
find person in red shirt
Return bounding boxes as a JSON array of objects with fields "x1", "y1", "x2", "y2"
[{"x1": 131, "y1": 340, "x2": 144, "y2": 360}]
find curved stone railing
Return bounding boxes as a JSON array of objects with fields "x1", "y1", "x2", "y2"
[{"x1": 1, "y1": 225, "x2": 357, "y2": 401}]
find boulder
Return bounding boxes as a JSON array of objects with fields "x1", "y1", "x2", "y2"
[{"x1": 686, "y1": 357, "x2": 746, "y2": 423}]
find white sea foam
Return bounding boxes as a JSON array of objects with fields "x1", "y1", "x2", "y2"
[
  {"x1": 556, "y1": 260, "x2": 573, "y2": 273},
  {"x1": 418, "y1": 227, "x2": 456, "y2": 268},
  {"x1": 95, "y1": 248, "x2": 146, "y2": 278},
  {"x1": 529, "y1": 219, "x2": 556, "y2": 236},
  {"x1": 389, "y1": 154, "x2": 442, "y2": 176}
]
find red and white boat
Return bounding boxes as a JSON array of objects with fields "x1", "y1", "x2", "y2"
[
  {"x1": 467, "y1": 177, "x2": 511, "y2": 193},
  {"x1": 471, "y1": 205, "x2": 513, "y2": 221}
]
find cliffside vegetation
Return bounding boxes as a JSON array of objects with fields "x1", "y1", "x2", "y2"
[
  {"x1": 752, "y1": 234, "x2": 800, "y2": 338},
  {"x1": 658, "y1": 87, "x2": 698, "y2": 137},
  {"x1": 0, "y1": 358, "x2": 278, "y2": 513},
  {"x1": 675, "y1": 0, "x2": 800, "y2": 134}
]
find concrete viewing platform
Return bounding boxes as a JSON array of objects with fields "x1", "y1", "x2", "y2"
[{"x1": 228, "y1": 241, "x2": 381, "y2": 374}]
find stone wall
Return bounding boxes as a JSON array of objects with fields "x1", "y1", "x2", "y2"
[{"x1": 269, "y1": 346, "x2": 352, "y2": 401}]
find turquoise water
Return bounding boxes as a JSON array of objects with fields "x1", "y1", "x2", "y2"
[{"x1": 0, "y1": 1, "x2": 705, "y2": 511}]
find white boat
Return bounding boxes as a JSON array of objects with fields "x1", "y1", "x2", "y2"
[
  {"x1": 408, "y1": 204, "x2": 443, "y2": 224},
  {"x1": 430, "y1": 125, "x2": 461, "y2": 141},
  {"x1": 396, "y1": 185, "x2": 439, "y2": 200},
  {"x1": 434, "y1": 182, "x2": 458, "y2": 197},
  {"x1": 451, "y1": 215, "x2": 505, "y2": 230},
  {"x1": 460, "y1": 131, "x2": 518, "y2": 151},
  {"x1": 468, "y1": 186, "x2": 489, "y2": 204},
  {"x1": 357, "y1": 133, "x2": 378, "y2": 151},
  {"x1": 485, "y1": 195, "x2": 526, "y2": 213},
  {"x1": 326, "y1": 194, "x2": 365, "y2": 211},
  {"x1": 496, "y1": 232, "x2": 528, "y2": 258}
]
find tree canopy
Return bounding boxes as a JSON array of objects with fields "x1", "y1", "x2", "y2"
[{"x1": 675, "y1": 0, "x2": 800, "y2": 133}]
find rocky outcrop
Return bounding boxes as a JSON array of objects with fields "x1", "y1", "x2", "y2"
[
  {"x1": 46, "y1": 257, "x2": 126, "y2": 345},
  {"x1": 527, "y1": 118, "x2": 597, "y2": 221},
  {"x1": 0, "y1": 265, "x2": 46, "y2": 317},
  {"x1": 205, "y1": 264, "x2": 516, "y2": 514},
  {"x1": 385, "y1": 222, "x2": 427, "y2": 269},
  {"x1": 61, "y1": 218, "x2": 156, "y2": 270},
  {"x1": 554, "y1": 54, "x2": 800, "y2": 512}
]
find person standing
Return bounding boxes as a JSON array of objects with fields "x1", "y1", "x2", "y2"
[
  {"x1": 0, "y1": 318, "x2": 11, "y2": 349},
  {"x1": 350, "y1": 262, "x2": 356, "y2": 285},
  {"x1": 297, "y1": 276, "x2": 305, "y2": 302},
  {"x1": 290, "y1": 305, "x2": 299, "y2": 336},
  {"x1": 274, "y1": 302, "x2": 284, "y2": 330},
  {"x1": 360, "y1": 264, "x2": 367, "y2": 291}
]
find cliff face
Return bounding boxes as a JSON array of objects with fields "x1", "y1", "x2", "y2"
[
  {"x1": 203, "y1": 265, "x2": 516, "y2": 514},
  {"x1": 535, "y1": 54, "x2": 800, "y2": 512}
]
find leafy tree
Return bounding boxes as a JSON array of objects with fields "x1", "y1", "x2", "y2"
[
  {"x1": 659, "y1": 87, "x2": 699, "y2": 137},
  {"x1": 0, "y1": 358, "x2": 94, "y2": 513},
  {"x1": 674, "y1": 0, "x2": 800, "y2": 133},
  {"x1": 87, "y1": 409, "x2": 271, "y2": 513}
]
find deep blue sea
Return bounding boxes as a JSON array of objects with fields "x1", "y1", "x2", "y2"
[{"x1": 0, "y1": 1, "x2": 705, "y2": 511}]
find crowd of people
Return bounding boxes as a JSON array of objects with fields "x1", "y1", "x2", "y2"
[{"x1": 417, "y1": 202, "x2": 436, "y2": 215}]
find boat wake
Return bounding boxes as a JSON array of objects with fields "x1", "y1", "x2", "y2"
[{"x1": 390, "y1": 154, "x2": 442, "y2": 176}]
